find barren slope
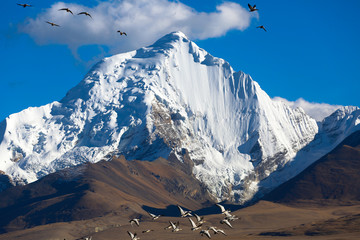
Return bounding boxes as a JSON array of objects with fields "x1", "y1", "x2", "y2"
[{"x1": 0, "y1": 154, "x2": 214, "y2": 233}]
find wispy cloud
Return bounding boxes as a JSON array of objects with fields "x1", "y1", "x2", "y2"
[
  {"x1": 19, "y1": 0, "x2": 257, "y2": 56},
  {"x1": 273, "y1": 97, "x2": 343, "y2": 122}
]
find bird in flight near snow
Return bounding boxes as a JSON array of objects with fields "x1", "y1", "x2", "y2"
[
  {"x1": 78, "y1": 11, "x2": 92, "y2": 18},
  {"x1": 59, "y1": 8, "x2": 73, "y2": 15},
  {"x1": 248, "y1": 3, "x2": 258, "y2": 12},
  {"x1": 46, "y1": 21, "x2": 60, "y2": 27}
]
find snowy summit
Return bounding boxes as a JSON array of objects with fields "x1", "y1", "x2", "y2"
[{"x1": 0, "y1": 31, "x2": 359, "y2": 202}]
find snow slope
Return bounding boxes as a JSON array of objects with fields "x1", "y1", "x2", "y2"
[{"x1": 0, "y1": 32, "x2": 359, "y2": 202}]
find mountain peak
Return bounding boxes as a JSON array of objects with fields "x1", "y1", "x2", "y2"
[{"x1": 0, "y1": 32, "x2": 358, "y2": 204}]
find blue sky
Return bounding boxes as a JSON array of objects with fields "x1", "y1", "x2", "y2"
[{"x1": 1, "y1": 0, "x2": 359, "y2": 121}]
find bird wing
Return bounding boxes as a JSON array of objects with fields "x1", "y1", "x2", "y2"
[
  {"x1": 189, "y1": 218, "x2": 197, "y2": 228},
  {"x1": 169, "y1": 221, "x2": 176, "y2": 229},
  {"x1": 223, "y1": 219, "x2": 233, "y2": 228},
  {"x1": 224, "y1": 211, "x2": 232, "y2": 218},
  {"x1": 216, "y1": 203, "x2": 226, "y2": 213},
  {"x1": 148, "y1": 212, "x2": 155, "y2": 218},
  {"x1": 204, "y1": 230, "x2": 211, "y2": 238},
  {"x1": 178, "y1": 205, "x2": 185, "y2": 216},
  {"x1": 127, "y1": 231, "x2": 134, "y2": 239},
  {"x1": 194, "y1": 213, "x2": 201, "y2": 222}
]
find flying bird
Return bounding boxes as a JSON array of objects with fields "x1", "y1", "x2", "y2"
[
  {"x1": 127, "y1": 231, "x2": 140, "y2": 240},
  {"x1": 177, "y1": 205, "x2": 192, "y2": 217},
  {"x1": 216, "y1": 203, "x2": 231, "y2": 215},
  {"x1": 78, "y1": 11, "x2": 92, "y2": 18},
  {"x1": 17, "y1": 3, "x2": 32, "y2": 8},
  {"x1": 220, "y1": 218, "x2": 233, "y2": 228},
  {"x1": 59, "y1": 8, "x2": 73, "y2": 15},
  {"x1": 142, "y1": 229, "x2": 153, "y2": 233},
  {"x1": 208, "y1": 226, "x2": 227, "y2": 236},
  {"x1": 46, "y1": 21, "x2": 60, "y2": 27},
  {"x1": 169, "y1": 221, "x2": 182, "y2": 232},
  {"x1": 248, "y1": 3, "x2": 258, "y2": 12},
  {"x1": 257, "y1": 25, "x2": 267, "y2": 32},
  {"x1": 147, "y1": 211, "x2": 160, "y2": 220},
  {"x1": 117, "y1": 31, "x2": 127, "y2": 36},
  {"x1": 194, "y1": 213, "x2": 205, "y2": 225},
  {"x1": 225, "y1": 212, "x2": 239, "y2": 221},
  {"x1": 189, "y1": 218, "x2": 202, "y2": 231},
  {"x1": 200, "y1": 229, "x2": 212, "y2": 239},
  {"x1": 129, "y1": 218, "x2": 140, "y2": 227}
]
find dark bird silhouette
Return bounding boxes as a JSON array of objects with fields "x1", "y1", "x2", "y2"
[
  {"x1": 248, "y1": 3, "x2": 258, "y2": 12},
  {"x1": 46, "y1": 21, "x2": 60, "y2": 27},
  {"x1": 17, "y1": 3, "x2": 32, "y2": 8},
  {"x1": 117, "y1": 30, "x2": 127, "y2": 36},
  {"x1": 59, "y1": 8, "x2": 73, "y2": 15},
  {"x1": 257, "y1": 25, "x2": 267, "y2": 32},
  {"x1": 78, "y1": 11, "x2": 92, "y2": 18}
]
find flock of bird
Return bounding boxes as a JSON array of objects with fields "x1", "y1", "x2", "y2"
[
  {"x1": 248, "y1": 3, "x2": 267, "y2": 32},
  {"x1": 122, "y1": 203, "x2": 239, "y2": 240},
  {"x1": 16, "y1": 3, "x2": 127, "y2": 36},
  {"x1": 17, "y1": 2, "x2": 265, "y2": 34}
]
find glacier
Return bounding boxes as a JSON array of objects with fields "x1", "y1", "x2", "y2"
[{"x1": 0, "y1": 31, "x2": 359, "y2": 202}]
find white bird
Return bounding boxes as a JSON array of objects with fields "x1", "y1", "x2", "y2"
[
  {"x1": 189, "y1": 217, "x2": 202, "y2": 231},
  {"x1": 208, "y1": 226, "x2": 227, "y2": 235},
  {"x1": 169, "y1": 221, "x2": 182, "y2": 232},
  {"x1": 248, "y1": 3, "x2": 258, "y2": 12},
  {"x1": 147, "y1": 211, "x2": 160, "y2": 220},
  {"x1": 178, "y1": 205, "x2": 192, "y2": 217},
  {"x1": 127, "y1": 231, "x2": 140, "y2": 240},
  {"x1": 142, "y1": 229, "x2": 154, "y2": 233},
  {"x1": 200, "y1": 229, "x2": 212, "y2": 239},
  {"x1": 216, "y1": 203, "x2": 231, "y2": 215},
  {"x1": 225, "y1": 213, "x2": 239, "y2": 221},
  {"x1": 220, "y1": 218, "x2": 233, "y2": 228},
  {"x1": 194, "y1": 213, "x2": 205, "y2": 225},
  {"x1": 129, "y1": 218, "x2": 140, "y2": 227}
]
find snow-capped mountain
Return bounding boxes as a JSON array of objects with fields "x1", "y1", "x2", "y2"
[{"x1": 0, "y1": 32, "x2": 359, "y2": 202}]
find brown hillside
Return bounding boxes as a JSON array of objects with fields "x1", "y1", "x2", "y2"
[
  {"x1": 264, "y1": 130, "x2": 360, "y2": 205},
  {"x1": 0, "y1": 154, "x2": 214, "y2": 233}
]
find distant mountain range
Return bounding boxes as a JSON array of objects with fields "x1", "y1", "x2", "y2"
[{"x1": 0, "y1": 31, "x2": 359, "y2": 204}]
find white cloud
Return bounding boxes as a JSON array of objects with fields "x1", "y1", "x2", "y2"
[
  {"x1": 19, "y1": 0, "x2": 256, "y2": 56},
  {"x1": 273, "y1": 97, "x2": 343, "y2": 122}
]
